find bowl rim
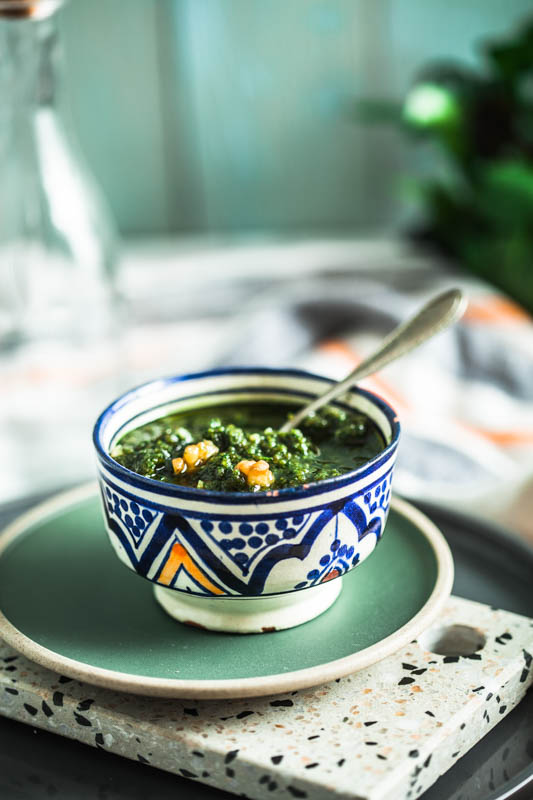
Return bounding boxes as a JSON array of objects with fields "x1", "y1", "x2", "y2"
[{"x1": 93, "y1": 367, "x2": 400, "y2": 503}]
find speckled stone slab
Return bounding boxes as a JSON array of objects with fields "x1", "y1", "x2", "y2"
[{"x1": 1, "y1": 596, "x2": 532, "y2": 800}]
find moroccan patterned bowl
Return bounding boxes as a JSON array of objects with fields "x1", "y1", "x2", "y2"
[{"x1": 93, "y1": 368, "x2": 400, "y2": 633}]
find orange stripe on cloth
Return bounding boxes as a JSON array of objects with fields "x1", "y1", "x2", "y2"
[
  {"x1": 318, "y1": 339, "x2": 409, "y2": 415},
  {"x1": 158, "y1": 543, "x2": 224, "y2": 594},
  {"x1": 463, "y1": 296, "x2": 532, "y2": 325},
  {"x1": 460, "y1": 422, "x2": 533, "y2": 447}
]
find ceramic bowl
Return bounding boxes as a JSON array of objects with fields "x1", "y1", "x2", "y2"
[{"x1": 93, "y1": 368, "x2": 400, "y2": 633}]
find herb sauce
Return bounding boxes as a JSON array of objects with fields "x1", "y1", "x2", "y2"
[{"x1": 111, "y1": 403, "x2": 386, "y2": 492}]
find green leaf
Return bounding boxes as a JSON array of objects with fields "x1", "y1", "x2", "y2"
[
  {"x1": 485, "y1": 21, "x2": 533, "y2": 83},
  {"x1": 481, "y1": 161, "x2": 533, "y2": 226}
]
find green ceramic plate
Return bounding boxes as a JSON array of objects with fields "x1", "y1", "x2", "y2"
[{"x1": 0, "y1": 485, "x2": 453, "y2": 698}]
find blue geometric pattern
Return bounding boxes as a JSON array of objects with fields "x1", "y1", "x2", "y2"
[
  {"x1": 103, "y1": 486, "x2": 157, "y2": 548},
  {"x1": 100, "y1": 486, "x2": 166, "y2": 575},
  {"x1": 98, "y1": 468, "x2": 394, "y2": 597}
]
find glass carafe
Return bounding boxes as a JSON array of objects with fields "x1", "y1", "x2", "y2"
[
  {"x1": 0, "y1": 0, "x2": 122, "y2": 501},
  {"x1": 0, "y1": 0, "x2": 117, "y2": 347}
]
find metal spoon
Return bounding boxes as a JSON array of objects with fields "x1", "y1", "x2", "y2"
[{"x1": 279, "y1": 287, "x2": 467, "y2": 433}]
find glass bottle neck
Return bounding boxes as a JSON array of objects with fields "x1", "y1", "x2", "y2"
[{"x1": 0, "y1": 10, "x2": 63, "y2": 111}]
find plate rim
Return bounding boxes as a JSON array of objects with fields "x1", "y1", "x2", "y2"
[{"x1": 0, "y1": 483, "x2": 454, "y2": 699}]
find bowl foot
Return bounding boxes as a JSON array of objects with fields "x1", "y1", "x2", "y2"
[{"x1": 153, "y1": 580, "x2": 343, "y2": 634}]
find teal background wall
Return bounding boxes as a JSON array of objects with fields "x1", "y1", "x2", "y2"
[{"x1": 60, "y1": 0, "x2": 533, "y2": 235}]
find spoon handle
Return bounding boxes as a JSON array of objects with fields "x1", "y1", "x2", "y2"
[{"x1": 280, "y1": 287, "x2": 467, "y2": 433}]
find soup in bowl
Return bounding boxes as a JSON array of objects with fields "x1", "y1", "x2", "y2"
[{"x1": 93, "y1": 368, "x2": 400, "y2": 633}]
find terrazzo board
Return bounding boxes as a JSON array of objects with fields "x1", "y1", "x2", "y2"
[{"x1": 1, "y1": 596, "x2": 532, "y2": 800}]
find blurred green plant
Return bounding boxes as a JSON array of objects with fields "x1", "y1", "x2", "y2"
[{"x1": 354, "y1": 18, "x2": 533, "y2": 313}]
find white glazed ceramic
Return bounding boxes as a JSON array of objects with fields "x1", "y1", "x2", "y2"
[{"x1": 93, "y1": 368, "x2": 400, "y2": 632}]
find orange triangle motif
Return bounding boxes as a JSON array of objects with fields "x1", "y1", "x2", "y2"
[{"x1": 158, "y1": 543, "x2": 224, "y2": 595}]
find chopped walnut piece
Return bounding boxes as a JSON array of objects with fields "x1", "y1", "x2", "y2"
[
  {"x1": 237, "y1": 459, "x2": 275, "y2": 489},
  {"x1": 171, "y1": 456, "x2": 186, "y2": 475},
  {"x1": 172, "y1": 439, "x2": 218, "y2": 474},
  {"x1": 236, "y1": 459, "x2": 255, "y2": 475}
]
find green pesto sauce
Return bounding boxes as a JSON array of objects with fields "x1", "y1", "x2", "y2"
[{"x1": 111, "y1": 403, "x2": 386, "y2": 493}]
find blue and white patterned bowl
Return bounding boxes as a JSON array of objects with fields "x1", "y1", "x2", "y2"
[{"x1": 93, "y1": 368, "x2": 400, "y2": 632}]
